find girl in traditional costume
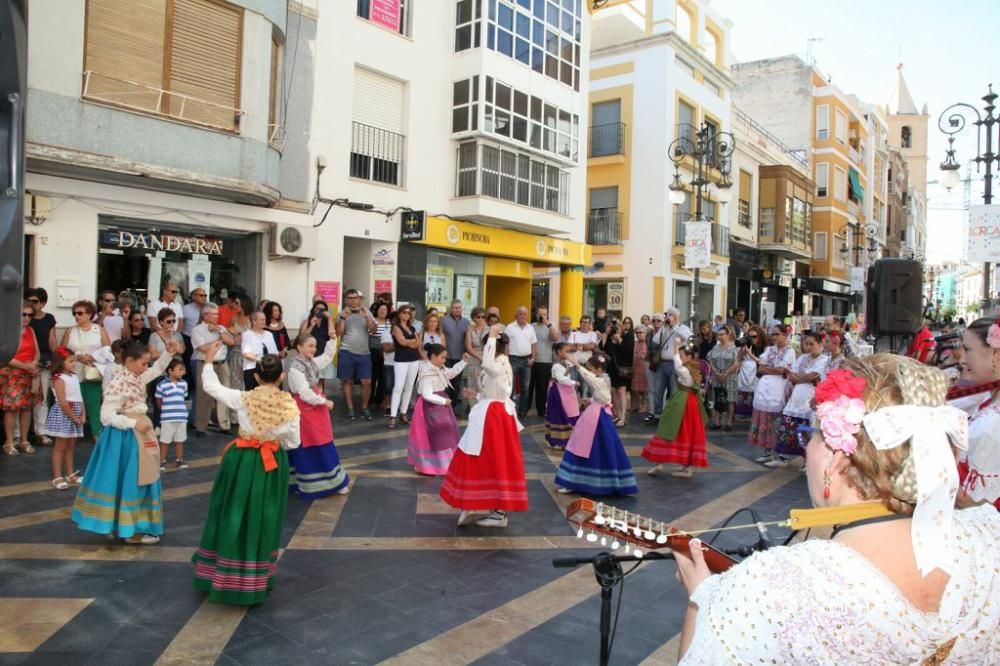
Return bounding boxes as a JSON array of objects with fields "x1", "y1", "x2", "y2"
[
  {"x1": 643, "y1": 337, "x2": 708, "y2": 479},
  {"x1": 193, "y1": 346, "x2": 300, "y2": 605},
  {"x1": 286, "y1": 334, "x2": 348, "y2": 498},
  {"x1": 71, "y1": 340, "x2": 173, "y2": 544},
  {"x1": 554, "y1": 354, "x2": 638, "y2": 495},
  {"x1": 408, "y1": 344, "x2": 467, "y2": 475},
  {"x1": 440, "y1": 325, "x2": 527, "y2": 528},
  {"x1": 772, "y1": 331, "x2": 829, "y2": 467},
  {"x1": 544, "y1": 342, "x2": 579, "y2": 448}
]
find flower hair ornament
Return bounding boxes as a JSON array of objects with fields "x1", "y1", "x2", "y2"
[
  {"x1": 813, "y1": 369, "x2": 868, "y2": 455},
  {"x1": 987, "y1": 318, "x2": 1000, "y2": 349},
  {"x1": 53, "y1": 346, "x2": 73, "y2": 360}
]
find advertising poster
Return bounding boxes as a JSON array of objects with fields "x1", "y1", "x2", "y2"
[
  {"x1": 607, "y1": 282, "x2": 624, "y2": 312},
  {"x1": 187, "y1": 255, "x2": 211, "y2": 295},
  {"x1": 684, "y1": 220, "x2": 711, "y2": 269},
  {"x1": 369, "y1": 0, "x2": 400, "y2": 31},
  {"x1": 968, "y1": 205, "x2": 1000, "y2": 262},
  {"x1": 455, "y1": 275, "x2": 480, "y2": 310},
  {"x1": 425, "y1": 266, "x2": 454, "y2": 311},
  {"x1": 314, "y1": 281, "x2": 340, "y2": 307},
  {"x1": 374, "y1": 279, "x2": 393, "y2": 294}
]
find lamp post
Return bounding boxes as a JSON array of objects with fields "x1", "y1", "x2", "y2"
[
  {"x1": 668, "y1": 121, "x2": 735, "y2": 327},
  {"x1": 839, "y1": 222, "x2": 879, "y2": 266},
  {"x1": 938, "y1": 84, "x2": 999, "y2": 308}
]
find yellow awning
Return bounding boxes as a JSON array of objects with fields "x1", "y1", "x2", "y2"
[{"x1": 416, "y1": 216, "x2": 592, "y2": 266}]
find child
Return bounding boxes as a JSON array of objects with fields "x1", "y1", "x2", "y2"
[
  {"x1": 554, "y1": 354, "x2": 638, "y2": 495},
  {"x1": 96, "y1": 338, "x2": 127, "y2": 392},
  {"x1": 643, "y1": 337, "x2": 708, "y2": 479},
  {"x1": 772, "y1": 331, "x2": 829, "y2": 468},
  {"x1": 45, "y1": 347, "x2": 85, "y2": 490},
  {"x1": 408, "y1": 344, "x2": 467, "y2": 475},
  {"x1": 440, "y1": 326, "x2": 528, "y2": 528},
  {"x1": 193, "y1": 343, "x2": 300, "y2": 605},
  {"x1": 287, "y1": 333, "x2": 348, "y2": 498},
  {"x1": 155, "y1": 359, "x2": 189, "y2": 471},
  {"x1": 72, "y1": 340, "x2": 175, "y2": 544},
  {"x1": 544, "y1": 342, "x2": 580, "y2": 448}
]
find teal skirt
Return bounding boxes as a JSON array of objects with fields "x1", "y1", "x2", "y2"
[{"x1": 71, "y1": 426, "x2": 163, "y2": 537}]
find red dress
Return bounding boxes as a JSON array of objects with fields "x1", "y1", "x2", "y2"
[{"x1": 641, "y1": 386, "x2": 709, "y2": 467}]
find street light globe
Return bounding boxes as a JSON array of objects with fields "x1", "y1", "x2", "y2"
[
  {"x1": 940, "y1": 167, "x2": 961, "y2": 191},
  {"x1": 716, "y1": 187, "x2": 733, "y2": 204},
  {"x1": 668, "y1": 188, "x2": 686, "y2": 205}
]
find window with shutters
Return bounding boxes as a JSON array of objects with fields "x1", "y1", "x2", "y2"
[
  {"x1": 82, "y1": 0, "x2": 244, "y2": 132},
  {"x1": 351, "y1": 67, "x2": 407, "y2": 186},
  {"x1": 454, "y1": 140, "x2": 570, "y2": 215},
  {"x1": 738, "y1": 169, "x2": 751, "y2": 228},
  {"x1": 814, "y1": 232, "x2": 828, "y2": 260},
  {"x1": 268, "y1": 35, "x2": 284, "y2": 149}
]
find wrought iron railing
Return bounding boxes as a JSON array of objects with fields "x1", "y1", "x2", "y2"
[
  {"x1": 587, "y1": 209, "x2": 623, "y2": 245},
  {"x1": 82, "y1": 70, "x2": 244, "y2": 132},
  {"x1": 588, "y1": 122, "x2": 627, "y2": 157},
  {"x1": 732, "y1": 106, "x2": 809, "y2": 169},
  {"x1": 350, "y1": 121, "x2": 405, "y2": 186}
]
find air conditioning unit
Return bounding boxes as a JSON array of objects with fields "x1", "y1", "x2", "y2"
[{"x1": 269, "y1": 223, "x2": 318, "y2": 261}]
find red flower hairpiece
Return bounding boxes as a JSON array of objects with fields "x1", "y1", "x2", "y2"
[
  {"x1": 53, "y1": 346, "x2": 72, "y2": 360},
  {"x1": 814, "y1": 368, "x2": 867, "y2": 405}
]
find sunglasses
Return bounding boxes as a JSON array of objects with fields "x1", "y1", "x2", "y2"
[
  {"x1": 26, "y1": 298, "x2": 40, "y2": 303},
  {"x1": 21, "y1": 313, "x2": 32, "y2": 318},
  {"x1": 102, "y1": 298, "x2": 115, "y2": 302},
  {"x1": 73, "y1": 311, "x2": 88, "y2": 316},
  {"x1": 474, "y1": 314, "x2": 486, "y2": 319},
  {"x1": 749, "y1": 334, "x2": 759, "y2": 339},
  {"x1": 164, "y1": 319, "x2": 176, "y2": 324},
  {"x1": 796, "y1": 424, "x2": 818, "y2": 450},
  {"x1": 168, "y1": 290, "x2": 179, "y2": 294}
]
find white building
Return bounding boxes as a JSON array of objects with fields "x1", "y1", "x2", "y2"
[
  {"x1": 312, "y1": 0, "x2": 592, "y2": 323},
  {"x1": 25, "y1": 0, "x2": 319, "y2": 325},
  {"x1": 585, "y1": 0, "x2": 733, "y2": 321}
]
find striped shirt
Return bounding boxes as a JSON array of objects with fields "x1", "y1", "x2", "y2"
[{"x1": 155, "y1": 379, "x2": 189, "y2": 423}]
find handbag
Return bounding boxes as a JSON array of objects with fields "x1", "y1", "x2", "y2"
[{"x1": 83, "y1": 365, "x2": 102, "y2": 382}]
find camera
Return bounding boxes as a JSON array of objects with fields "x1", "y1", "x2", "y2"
[{"x1": 734, "y1": 336, "x2": 752, "y2": 349}]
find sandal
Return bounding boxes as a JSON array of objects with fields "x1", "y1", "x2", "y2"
[
  {"x1": 17, "y1": 442, "x2": 36, "y2": 454},
  {"x1": 66, "y1": 471, "x2": 83, "y2": 485},
  {"x1": 2, "y1": 443, "x2": 18, "y2": 456},
  {"x1": 614, "y1": 418, "x2": 626, "y2": 428},
  {"x1": 124, "y1": 534, "x2": 161, "y2": 545},
  {"x1": 388, "y1": 417, "x2": 397, "y2": 429},
  {"x1": 400, "y1": 414, "x2": 411, "y2": 425},
  {"x1": 52, "y1": 477, "x2": 69, "y2": 491}
]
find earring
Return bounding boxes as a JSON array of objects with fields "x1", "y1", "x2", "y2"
[{"x1": 822, "y1": 468, "x2": 832, "y2": 500}]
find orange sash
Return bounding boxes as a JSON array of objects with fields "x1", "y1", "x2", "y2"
[{"x1": 225, "y1": 437, "x2": 280, "y2": 472}]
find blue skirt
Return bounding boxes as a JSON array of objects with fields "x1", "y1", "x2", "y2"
[
  {"x1": 71, "y1": 426, "x2": 164, "y2": 537},
  {"x1": 544, "y1": 384, "x2": 577, "y2": 448},
  {"x1": 555, "y1": 411, "x2": 638, "y2": 496},
  {"x1": 288, "y1": 442, "x2": 349, "y2": 499}
]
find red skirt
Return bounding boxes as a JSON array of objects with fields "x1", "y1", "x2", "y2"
[
  {"x1": 439, "y1": 402, "x2": 528, "y2": 511},
  {"x1": 641, "y1": 393, "x2": 708, "y2": 467},
  {"x1": 293, "y1": 390, "x2": 333, "y2": 447}
]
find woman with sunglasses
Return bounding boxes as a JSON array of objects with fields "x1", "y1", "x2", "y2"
[
  {"x1": 735, "y1": 325, "x2": 766, "y2": 420},
  {"x1": 123, "y1": 311, "x2": 152, "y2": 346},
  {"x1": 1, "y1": 304, "x2": 42, "y2": 455},
  {"x1": 26, "y1": 288, "x2": 58, "y2": 447},
  {"x1": 60, "y1": 300, "x2": 110, "y2": 438}
]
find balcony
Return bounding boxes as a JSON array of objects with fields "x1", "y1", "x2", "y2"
[
  {"x1": 587, "y1": 209, "x2": 623, "y2": 245},
  {"x1": 350, "y1": 121, "x2": 405, "y2": 186},
  {"x1": 847, "y1": 199, "x2": 860, "y2": 218},
  {"x1": 848, "y1": 145, "x2": 863, "y2": 166},
  {"x1": 673, "y1": 215, "x2": 730, "y2": 257},
  {"x1": 588, "y1": 122, "x2": 627, "y2": 158}
]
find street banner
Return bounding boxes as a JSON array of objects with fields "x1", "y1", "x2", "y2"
[
  {"x1": 684, "y1": 220, "x2": 711, "y2": 269},
  {"x1": 850, "y1": 266, "x2": 866, "y2": 292},
  {"x1": 967, "y1": 205, "x2": 1000, "y2": 262}
]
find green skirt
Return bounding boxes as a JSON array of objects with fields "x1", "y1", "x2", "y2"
[
  {"x1": 656, "y1": 386, "x2": 708, "y2": 441},
  {"x1": 192, "y1": 445, "x2": 289, "y2": 605}
]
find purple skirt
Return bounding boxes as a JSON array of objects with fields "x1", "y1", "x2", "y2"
[
  {"x1": 774, "y1": 414, "x2": 808, "y2": 457},
  {"x1": 408, "y1": 392, "x2": 460, "y2": 475},
  {"x1": 545, "y1": 383, "x2": 578, "y2": 448}
]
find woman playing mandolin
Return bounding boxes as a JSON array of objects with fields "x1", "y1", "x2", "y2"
[{"x1": 671, "y1": 354, "x2": 1000, "y2": 663}]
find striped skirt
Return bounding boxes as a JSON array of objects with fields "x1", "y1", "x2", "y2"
[{"x1": 555, "y1": 410, "x2": 638, "y2": 495}]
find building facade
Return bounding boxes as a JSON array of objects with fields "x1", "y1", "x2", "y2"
[
  {"x1": 24, "y1": 0, "x2": 318, "y2": 325},
  {"x1": 312, "y1": 0, "x2": 592, "y2": 324},
  {"x1": 885, "y1": 148, "x2": 910, "y2": 259},
  {"x1": 885, "y1": 64, "x2": 929, "y2": 261},
  {"x1": 585, "y1": 0, "x2": 733, "y2": 322}
]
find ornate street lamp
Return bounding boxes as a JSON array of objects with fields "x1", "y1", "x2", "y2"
[
  {"x1": 668, "y1": 121, "x2": 735, "y2": 327},
  {"x1": 938, "y1": 84, "x2": 999, "y2": 308}
]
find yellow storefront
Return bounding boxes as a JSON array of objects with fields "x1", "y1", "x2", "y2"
[{"x1": 396, "y1": 215, "x2": 591, "y2": 323}]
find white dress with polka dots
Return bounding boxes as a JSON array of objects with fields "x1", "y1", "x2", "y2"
[{"x1": 681, "y1": 505, "x2": 1000, "y2": 665}]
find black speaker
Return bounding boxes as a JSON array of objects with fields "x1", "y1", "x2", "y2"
[{"x1": 866, "y1": 259, "x2": 923, "y2": 336}]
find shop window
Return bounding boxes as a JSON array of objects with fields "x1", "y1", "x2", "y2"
[{"x1": 83, "y1": 0, "x2": 243, "y2": 131}]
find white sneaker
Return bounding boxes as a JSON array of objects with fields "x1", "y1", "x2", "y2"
[
  {"x1": 763, "y1": 457, "x2": 789, "y2": 468},
  {"x1": 754, "y1": 452, "x2": 774, "y2": 464},
  {"x1": 556, "y1": 487, "x2": 572, "y2": 494},
  {"x1": 647, "y1": 464, "x2": 664, "y2": 476},
  {"x1": 125, "y1": 534, "x2": 161, "y2": 545},
  {"x1": 475, "y1": 510, "x2": 509, "y2": 528},
  {"x1": 457, "y1": 510, "x2": 480, "y2": 526},
  {"x1": 337, "y1": 486, "x2": 350, "y2": 495}
]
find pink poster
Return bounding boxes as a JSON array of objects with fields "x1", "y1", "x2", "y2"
[
  {"x1": 314, "y1": 281, "x2": 340, "y2": 307},
  {"x1": 370, "y1": 0, "x2": 400, "y2": 31},
  {"x1": 374, "y1": 279, "x2": 393, "y2": 294}
]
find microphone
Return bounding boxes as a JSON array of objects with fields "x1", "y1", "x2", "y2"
[{"x1": 755, "y1": 521, "x2": 772, "y2": 551}]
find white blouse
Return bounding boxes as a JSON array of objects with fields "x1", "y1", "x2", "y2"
[
  {"x1": 782, "y1": 352, "x2": 831, "y2": 419},
  {"x1": 674, "y1": 355, "x2": 694, "y2": 389},
  {"x1": 682, "y1": 505, "x2": 1000, "y2": 664},
  {"x1": 962, "y1": 394, "x2": 1000, "y2": 504},
  {"x1": 752, "y1": 345, "x2": 796, "y2": 413},
  {"x1": 201, "y1": 365, "x2": 301, "y2": 451},
  {"x1": 241, "y1": 330, "x2": 279, "y2": 370},
  {"x1": 417, "y1": 360, "x2": 467, "y2": 405},
  {"x1": 478, "y1": 337, "x2": 513, "y2": 401},
  {"x1": 551, "y1": 361, "x2": 577, "y2": 387},
  {"x1": 577, "y1": 366, "x2": 612, "y2": 405},
  {"x1": 286, "y1": 348, "x2": 335, "y2": 407}
]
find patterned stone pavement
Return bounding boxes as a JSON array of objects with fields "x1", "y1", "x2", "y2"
[{"x1": 0, "y1": 408, "x2": 810, "y2": 665}]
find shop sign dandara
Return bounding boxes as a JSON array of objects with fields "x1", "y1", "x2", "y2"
[{"x1": 102, "y1": 230, "x2": 224, "y2": 256}]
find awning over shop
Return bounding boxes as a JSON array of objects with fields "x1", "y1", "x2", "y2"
[
  {"x1": 848, "y1": 168, "x2": 865, "y2": 202},
  {"x1": 416, "y1": 216, "x2": 592, "y2": 266}
]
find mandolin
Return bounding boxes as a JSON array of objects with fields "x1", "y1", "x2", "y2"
[{"x1": 565, "y1": 498, "x2": 896, "y2": 574}]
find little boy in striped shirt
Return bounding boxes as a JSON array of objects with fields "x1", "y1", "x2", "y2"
[{"x1": 155, "y1": 359, "x2": 189, "y2": 470}]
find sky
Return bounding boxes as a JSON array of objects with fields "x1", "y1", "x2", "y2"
[{"x1": 712, "y1": 0, "x2": 1000, "y2": 265}]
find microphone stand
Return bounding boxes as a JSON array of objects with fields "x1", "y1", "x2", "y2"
[{"x1": 552, "y1": 541, "x2": 769, "y2": 666}]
